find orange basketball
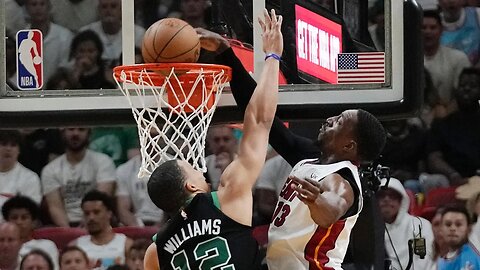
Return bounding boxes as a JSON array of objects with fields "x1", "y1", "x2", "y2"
[{"x1": 141, "y1": 18, "x2": 201, "y2": 63}]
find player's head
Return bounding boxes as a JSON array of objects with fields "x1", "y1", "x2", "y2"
[
  {"x1": 81, "y1": 190, "x2": 114, "y2": 236},
  {"x1": 441, "y1": 205, "x2": 471, "y2": 249},
  {"x1": 148, "y1": 160, "x2": 209, "y2": 214},
  {"x1": 316, "y1": 109, "x2": 386, "y2": 163},
  {"x1": 455, "y1": 67, "x2": 480, "y2": 111},
  {"x1": 2, "y1": 196, "x2": 39, "y2": 240}
]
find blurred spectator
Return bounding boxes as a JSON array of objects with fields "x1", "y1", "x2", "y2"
[
  {"x1": 125, "y1": 239, "x2": 150, "y2": 270},
  {"x1": 432, "y1": 207, "x2": 449, "y2": 260},
  {"x1": 466, "y1": 0, "x2": 480, "y2": 6},
  {"x1": 456, "y1": 176, "x2": 480, "y2": 249},
  {"x1": 59, "y1": 246, "x2": 91, "y2": 270},
  {"x1": 41, "y1": 128, "x2": 116, "y2": 227},
  {"x1": 116, "y1": 155, "x2": 164, "y2": 226},
  {"x1": 417, "y1": 0, "x2": 439, "y2": 10},
  {"x1": 71, "y1": 190, "x2": 133, "y2": 269},
  {"x1": 169, "y1": 0, "x2": 211, "y2": 28},
  {"x1": 20, "y1": 249, "x2": 54, "y2": 270},
  {"x1": 468, "y1": 190, "x2": 480, "y2": 249},
  {"x1": 439, "y1": 0, "x2": 480, "y2": 66},
  {"x1": 0, "y1": 130, "x2": 42, "y2": 221},
  {"x1": 2, "y1": 196, "x2": 59, "y2": 270},
  {"x1": 379, "y1": 119, "x2": 428, "y2": 193},
  {"x1": 89, "y1": 126, "x2": 139, "y2": 167},
  {"x1": 0, "y1": 222, "x2": 23, "y2": 270},
  {"x1": 68, "y1": 31, "x2": 116, "y2": 89},
  {"x1": 18, "y1": 128, "x2": 63, "y2": 176},
  {"x1": 378, "y1": 178, "x2": 436, "y2": 270},
  {"x1": 368, "y1": 0, "x2": 385, "y2": 51},
  {"x1": 253, "y1": 154, "x2": 291, "y2": 225},
  {"x1": 5, "y1": 30, "x2": 18, "y2": 90},
  {"x1": 135, "y1": 0, "x2": 169, "y2": 28},
  {"x1": 205, "y1": 125, "x2": 238, "y2": 190},
  {"x1": 80, "y1": 0, "x2": 146, "y2": 68},
  {"x1": 437, "y1": 205, "x2": 480, "y2": 269},
  {"x1": 427, "y1": 68, "x2": 480, "y2": 186},
  {"x1": 50, "y1": 0, "x2": 98, "y2": 33},
  {"x1": 25, "y1": 0, "x2": 73, "y2": 85},
  {"x1": 45, "y1": 68, "x2": 80, "y2": 90},
  {"x1": 5, "y1": 0, "x2": 27, "y2": 34},
  {"x1": 423, "y1": 10, "x2": 471, "y2": 120}
]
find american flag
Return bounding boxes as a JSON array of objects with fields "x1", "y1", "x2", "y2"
[{"x1": 337, "y1": 52, "x2": 385, "y2": 84}]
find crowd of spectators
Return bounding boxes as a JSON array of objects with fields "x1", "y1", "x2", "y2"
[{"x1": 2, "y1": 0, "x2": 480, "y2": 269}]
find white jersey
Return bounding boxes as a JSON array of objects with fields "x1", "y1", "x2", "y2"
[
  {"x1": 267, "y1": 159, "x2": 363, "y2": 270},
  {"x1": 76, "y1": 233, "x2": 127, "y2": 269}
]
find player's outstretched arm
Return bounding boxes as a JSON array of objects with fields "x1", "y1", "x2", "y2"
[
  {"x1": 216, "y1": 9, "x2": 283, "y2": 226},
  {"x1": 198, "y1": 26, "x2": 317, "y2": 167}
]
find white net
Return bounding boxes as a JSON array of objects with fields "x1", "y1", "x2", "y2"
[{"x1": 114, "y1": 64, "x2": 231, "y2": 178}]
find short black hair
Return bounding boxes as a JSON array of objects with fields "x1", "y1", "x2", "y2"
[
  {"x1": 20, "y1": 249, "x2": 54, "y2": 270},
  {"x1": 423, "y1": 10, "x2": 442, "y2": 26},
  {"x1": 355, "y1": 109, "x2": 386, "y2": 162},
  {"x1": 148, "y1": 160, "x2": 190, "y2": 214},
  {"x1": 0, "y1": 130, "x2": 22, "y2": 146},
  {"x1": 81, "y1": 190, "x2": 114, "y2": 212},
  {"x1": 442, "y1": 205, "x2": 471, "y2": 225},
  {"x1": 2, "y1": 195, "x2": 39, "y2": 221}
]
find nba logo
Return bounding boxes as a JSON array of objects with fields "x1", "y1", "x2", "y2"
[{"x1": 16, "y1": 29, "x2": 43, "y2": 90}]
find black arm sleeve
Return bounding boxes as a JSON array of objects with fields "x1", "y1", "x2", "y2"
[{"x1": 216, "y1": 48, "x2": 321, "y2": 166}]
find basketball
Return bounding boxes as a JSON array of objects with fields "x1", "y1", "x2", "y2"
[
  {"x1": 33, "y1": 56, "x2": 42, "y2": 65},
  {"x1": 141, "y1": 18, "x2": 201, "y2": 63}
]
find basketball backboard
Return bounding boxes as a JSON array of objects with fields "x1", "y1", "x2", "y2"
[{"x1": 0, "y1": 0, "x2": 423, "y2": 128}]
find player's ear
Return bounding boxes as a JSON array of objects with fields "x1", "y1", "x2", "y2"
[
  {"x1": 185, "y1": 182, "x2": 200, "y2": 192},
  {"x1": 344, "y1": 140, "x2": 357, "y2": 155}
]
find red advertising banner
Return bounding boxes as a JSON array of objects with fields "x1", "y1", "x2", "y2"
[{"x1": 295, "y1": 5, "x2": 342, "y2": 84}]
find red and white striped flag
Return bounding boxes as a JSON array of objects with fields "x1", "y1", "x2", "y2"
[{"x1": 337, "y1": 52, "x2": 385, "y2": 84}]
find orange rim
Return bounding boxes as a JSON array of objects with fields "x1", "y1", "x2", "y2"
[{"x1": 113, "y1": 63, "x2": 232, "y2": 85}]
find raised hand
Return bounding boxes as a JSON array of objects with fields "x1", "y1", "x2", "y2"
[
  {"x1": 258, "y1": 9, "x2": 283, "y2": 57},
  {"x1": 196, "y1": 28, "x2": 231, "y2": 54}
]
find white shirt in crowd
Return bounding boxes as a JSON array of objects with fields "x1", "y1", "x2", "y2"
[
  {"x1": 255, "y1": 155, "x2": 292, "y2": 197},
  {"x1": 116, "y1": 155, "x2": 164, "y2": 225},
  {"x1": 41, "y1": 150, "x2": 117, "y2": 223},
  {"x1": 0, "y1": 162, "x2": 41, "y2": 221},
  {"x1": 76, "y1": 233, "x2": 127, "y2": 269}
]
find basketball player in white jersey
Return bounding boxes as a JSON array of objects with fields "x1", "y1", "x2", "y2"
[
  {"x1": 198, "y1": 27, "x2": 387, "y2": 270},
  {"x1": 71, "y1": 190, "x2": 133, "y2": 269}
]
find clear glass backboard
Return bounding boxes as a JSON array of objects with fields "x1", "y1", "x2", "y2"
[{"x1": 0, "y1": 0, "x2": 423, "y2": 127}]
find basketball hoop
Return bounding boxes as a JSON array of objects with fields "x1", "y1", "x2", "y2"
[{"x1": 113, "y1": 63, "x2": 232, "y2": 178}]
